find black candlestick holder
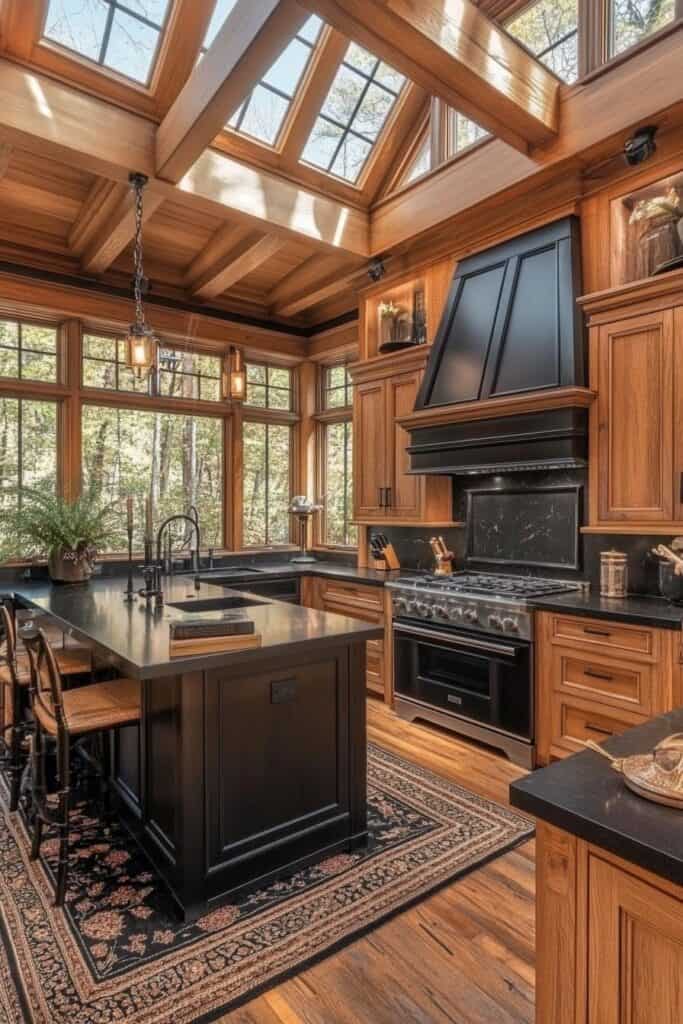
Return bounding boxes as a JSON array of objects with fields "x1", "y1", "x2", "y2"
[{"x1": 124, "y1": 523, "x2": 135, "y2": 602}]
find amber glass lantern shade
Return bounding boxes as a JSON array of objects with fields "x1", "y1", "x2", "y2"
[
  {"x1": 224, "y1": 346, "x2": 246, "y2": 401},
  {"x1": 125, "y1": 322, "x2": 158, "y2": 380}
]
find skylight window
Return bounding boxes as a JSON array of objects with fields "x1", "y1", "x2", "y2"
[
  {"x1": 302, "y1": 43, "x2": 406, "y2": 184},
  {"x1": 506, "y1": 1, "x2": 579, "y2": 84},
  {"x1": 43, "y1": 0, "x2": 172, "y2": 85},
  {"x1": 200, "y1": 8, "x2": 324, "y2": 147}
]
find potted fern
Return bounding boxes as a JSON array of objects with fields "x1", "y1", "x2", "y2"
[{"x1": 2, "y1": 487, "x2": 116, "y2": 583}]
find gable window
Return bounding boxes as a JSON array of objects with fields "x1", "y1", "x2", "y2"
[
  {"x1": 302, "y1": 42, "x2": 406, "y2": 183},
  {"x1": 506, "y1": 1, "x2": 579, "y2": 83},
  {"x1": 43, "y1": 0, "x2": 172, "y2": 85},
  {"x1": 0, "y1": 321, "x2": 58, "y2": 383},
  {"x1": 610, "y1": 0, "x2": 676, "y2": 56},
  {"x1": 446, "y1": 109, "x2": 489, "y2": 158}
]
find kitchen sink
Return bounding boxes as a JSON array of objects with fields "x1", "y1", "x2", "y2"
[
  {"x1": 167, "y1": 596, "x2": 267, "y2": 613},
  {"x1": 196, "y1": 566, "x2": 264, "y2": 575}
]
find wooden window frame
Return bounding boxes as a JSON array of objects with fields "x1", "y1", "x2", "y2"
[
  {"x1": 244, "y1": 359, "x2": 296, "y2": 413},
  {"x1": 239, "y1": 409, "x2": 299, "y2": 551},
  {"x1": 312, "y1": 362, "x2": 356, "y2": 552}
]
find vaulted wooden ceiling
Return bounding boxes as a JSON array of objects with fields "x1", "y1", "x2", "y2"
[{"x1": 0, "y1": 0, "x2": 678, "y2": 335}]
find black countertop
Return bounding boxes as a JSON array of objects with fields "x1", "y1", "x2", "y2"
[
  {"x1": 9, "y1": 578, "x2": 383, "y2": 679},
  {"x1": 193, "y1": 560, "x2": 403, "y2": 587},
  {"x1": 510, "y1": 709, "x2": 683, "y2": 887},
  {"x1": 529, "y1": 590, "x2": 683, "y2": 630}
]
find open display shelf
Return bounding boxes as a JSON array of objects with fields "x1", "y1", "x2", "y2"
[{"x1": 611, "y1": 169, "x2": 683, "y2": 287}]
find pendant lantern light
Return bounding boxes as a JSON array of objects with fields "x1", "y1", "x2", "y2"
[
  {"x1": 124, "y1": 173, "x2": 158, "y2": 381},
  {"x1": 223, "y1": 345, "x2": 246, "y2": 401}
]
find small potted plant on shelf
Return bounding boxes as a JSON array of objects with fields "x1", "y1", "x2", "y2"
[{"x1": 1, "y1": 486, "x2": 116, "y2": 583}]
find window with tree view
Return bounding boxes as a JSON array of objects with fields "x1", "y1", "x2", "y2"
[
  {"x1": 506, "y1": 1, "x2": 579, "y2": 83},
  {"x1": 81, "y1": 405, "x2": 223, "y2": 551},
  {"x1": 83, "y1": 335, "x2": 222, "y2": 401},
  {"x1": 0, "y1": 399, "x2": 58, "y2": 554},
  {"x1": 0, "y1": 321, "x2": 58, "y2": 383},
  {"x1": 323, "y1": 421, "x2": 356, "y2": 547},
  {"x1": 245, "y1": 363, "x2": 293, "y2": 410},
  {"x1": 242, "y1": 421, "x2": 292, "y2": 547},
  {"x1": 43, "y1": 0, "x2": 172, "y2": 85},
  {"x1": 611, "y1": 0, "x2": 675, "y2": 56},
  {"x1": 303, "y1": 42, "x2": 406, "y2": 183}
]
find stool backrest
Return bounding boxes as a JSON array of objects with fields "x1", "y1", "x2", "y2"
[
  {"x1": 0, "y1": 604, "x2": 17, "y2": 666},
  {"x1": 21, "y1": 625, "x2": 65, "y2": 730}
]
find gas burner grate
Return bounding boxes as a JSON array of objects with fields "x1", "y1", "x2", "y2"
[{"x1": 394, "y1": 573, "x2": 582, "y2": 599}]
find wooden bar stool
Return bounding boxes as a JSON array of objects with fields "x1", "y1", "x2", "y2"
[
  {"x1": 22, "y1": 625, "x2": 141, "y2": 907},
  {"x1": 0, "y1": 605, "x2": 33, "y2": 811}
]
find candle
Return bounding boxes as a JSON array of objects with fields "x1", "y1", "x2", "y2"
[
  {"x1": 145, "y1": 495, "x2": 153, "y2": 541},
  {"x1": 126, "y1": 495, "x2": 133, "y2": 531}
]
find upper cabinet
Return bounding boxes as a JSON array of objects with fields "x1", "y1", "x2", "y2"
[{"x1": 581, "y1": 270, "x2": 683, "y2": 532}]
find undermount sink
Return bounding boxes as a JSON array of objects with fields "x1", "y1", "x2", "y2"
[
  {"x1": 167, "y1": 596, "x2": 267, "y2": 613},
  {"x1": 196, "y1": 566, "x2": 264, "y2": 575}
]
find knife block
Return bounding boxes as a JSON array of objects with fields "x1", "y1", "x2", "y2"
[{"x1": 371, "y1": 545, "x2": 400, "y2": 571}]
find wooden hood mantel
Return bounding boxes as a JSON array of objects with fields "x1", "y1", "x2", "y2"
[{"x1": 397, "y1": 386, "x2": 596, "y2": 432}]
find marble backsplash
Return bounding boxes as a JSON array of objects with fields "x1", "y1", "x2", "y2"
[{"x1": 369, "y1": 471, "x2": 678, "y2": 597}]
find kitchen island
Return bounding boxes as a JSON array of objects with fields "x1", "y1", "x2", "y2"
[
  {"x1": 10, "y1": 577, "x2": 382, "y2": 921},
  {"x1": 511, "y1": 710, "x2": 683, "y2": 1023}
]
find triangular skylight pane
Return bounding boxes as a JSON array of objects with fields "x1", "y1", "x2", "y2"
[
  {"x1": 302, "y1": 42, "x2": 406, "y2": 184},
  {"x1": 43, "y1": 0, "x2": 172, "y2": 85}
]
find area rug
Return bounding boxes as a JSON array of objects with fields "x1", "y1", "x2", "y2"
[{"x1": 0, "y1": 744, "x2": 533, "y2": 1024}]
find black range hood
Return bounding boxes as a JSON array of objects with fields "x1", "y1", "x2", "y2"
[{"x1": 403, "y1": 218, "x2": 592, "y2": 476}]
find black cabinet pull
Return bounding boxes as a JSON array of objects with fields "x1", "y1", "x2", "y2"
[
  {"x1": 680, "y1": 471, "x2": 683, "y2": 504},
  {"x1": 385, "y1": 486, "x2": 392, "y2": 509},
  {"x1": 584, "y1": 668, "x2": 615, "y2": 682},
  {"x1": 378, "y1": 487, "x2": 384, "y2": 508},
  {"x1": 584, "y1": 627, "x2": 611, "y2": 638},
  {"x1": 586, "y1": 722, "x2": 614, "y2": 736}
]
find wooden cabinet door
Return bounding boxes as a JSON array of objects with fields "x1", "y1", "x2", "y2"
[
  {"x1": 596, "y1": 310, "x2": 674, "y2": 522},
  {"x1": 673, "y1": 306, "x2": 683, "y2": 521},
  {"x1": 588, "y1": 856, "x2": 683, "y2": 1024},
  {"x1": 353, "y1": 378, "x2": 388, "y2": 519},
  {"x1": 385, "y1": 370, "x2": 422, "y2": 520}
]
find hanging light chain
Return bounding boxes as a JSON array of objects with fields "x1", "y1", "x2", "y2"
[{"x1": 130, "y1": 172, "x2": 148, "y2": 330}]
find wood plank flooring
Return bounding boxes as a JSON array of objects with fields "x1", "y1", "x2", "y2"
[{"x1": 218, "y1": 699, "x2": 536, "y2": 1024}]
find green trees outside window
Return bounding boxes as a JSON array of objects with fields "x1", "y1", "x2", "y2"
[
  {"x1": 242, "y1": 421, "x2": 292, "y2": 547},
  {"x1": 0, "y1": 398, "x2": 58, "y2": 554}
]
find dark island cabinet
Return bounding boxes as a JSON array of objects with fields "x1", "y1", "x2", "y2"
[{"x1": 112, "y1": 642, "x2": 368, "y2": 921}]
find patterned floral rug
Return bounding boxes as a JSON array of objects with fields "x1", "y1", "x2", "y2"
[{"x1": 0, "y1": 744, "x2": 533, "y2": 1024}]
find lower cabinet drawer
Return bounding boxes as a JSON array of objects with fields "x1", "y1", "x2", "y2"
[
  {"x1": 551, "y1": 649, "x2": 653, "y2": 716},
  {"x1": 319, "y1": 579, "x2": 384, "y2": 616},
  {"x1": 551, "y1": 695, "x2": 646, "y2": 758},
  {"x1": 550, "y1": 614, "x2": 655, "y2": 660}
]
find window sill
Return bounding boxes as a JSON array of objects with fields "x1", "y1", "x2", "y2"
[{"x1": 575, "y1": 18, "x2": 683, "y2": 88}]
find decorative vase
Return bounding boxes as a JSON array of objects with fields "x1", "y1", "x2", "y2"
[
  {"x1": 47, "y1": 546, "x2": 95, "y2": 584},
  {"x1": 634, "y1": 212, "x2": 681, "y2": 279}
]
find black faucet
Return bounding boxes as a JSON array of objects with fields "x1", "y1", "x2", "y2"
[{"x1": 152, "y1": 513, "x2": 202, "y2": 608}]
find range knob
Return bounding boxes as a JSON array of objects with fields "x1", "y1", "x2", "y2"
[
  {"x1": 488, "y1": 614, "x2": 503, "y2": 630},
  {"x1": 434, "y1": 604, "x2": 449, "y2": 620},
  {"x1": 448, "y1": 605, "x2": 463, "y2": 623},
  {"x1": 406, "y1": 599, "x2": 418, "y2": 616},
  {"x1": 463, "y1": 607, "x2": 479, "y2": 624},
  {"x1": 502, "y1": 617, "x2": 520, "y2": 633},
  {"x1": 416, "y1": 602, "x2": 431, "y2": 618},
  {"x1": 394, "y1": 596, "x2": 409, "y2": 615}
]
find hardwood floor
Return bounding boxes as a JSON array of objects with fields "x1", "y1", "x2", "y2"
[{"x1": 218, "y1": 699, "x2": 536, "y2": 1024}]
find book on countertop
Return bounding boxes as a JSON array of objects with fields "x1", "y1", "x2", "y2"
[{"x1": 169, "y1": 613, "x2": 255, "y2": 642}]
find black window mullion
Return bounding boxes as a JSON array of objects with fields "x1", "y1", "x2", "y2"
[
  {"x1": 99, "y1": 2, "x2": 117, "y2": 64},
  {"x1": 325, "y1": 68, "x2": 376, "y2": 171}
]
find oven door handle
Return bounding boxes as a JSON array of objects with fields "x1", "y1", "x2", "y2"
[{"x1": 393, "y1": 622, "x2": 520, "y2": 658}]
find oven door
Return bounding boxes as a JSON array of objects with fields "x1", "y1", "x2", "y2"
[{"x1": 393, "y1": 621, "x2": 532, "y2": 740}]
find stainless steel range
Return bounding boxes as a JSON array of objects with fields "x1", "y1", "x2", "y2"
[{"x1": 388, "y1": 573, "x2": 583, "y2": 768}]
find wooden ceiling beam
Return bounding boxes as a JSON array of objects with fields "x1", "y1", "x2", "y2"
[
  {"x1": 156, "y1": 0, "x2": 308, "y2": 183},
  {"x1": 370, "y1": 26, "x2": 683, "y2": 254},
  {"x1": 188, "y1": 230, "x2": 287, "y2": 301},
  {"x1": 78, "y1": 183, "x2": 165, "y2": 276},
  {"x1": 269, "y1": 254, "x2": 367, "y2": 317},
  {"x1": 0, "y1": 0, "x2": 47, "y2": 61},
  {"x1": 0, "y1": 59, "x2": 370, "y2": 258},
  {"x1": 299, "y1": 0, "x2": 561, "y2": 155},
  {"x1": 152, "y1": 0, "x2": 216, "y2": 116}
]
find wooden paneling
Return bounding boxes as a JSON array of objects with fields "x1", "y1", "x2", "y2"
[
  {"x1": 353, "y1": 378, "x2": 388, "y2": 519},
  {"x1": 595, "y1": 310, "x2": 674, "y2": 523},
  {"x1": 300, "y1": 0, "x2": 560, "y2": 154},
  {"x1": 588, "y1": 856, "x2": 683, "y2": 1024},
  {"x1": 535, "y1": 822, "x2": 578, "y2": 1024},
  {"x1": 385, "y1": 370, "x2": 421, "y2": 520}
]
